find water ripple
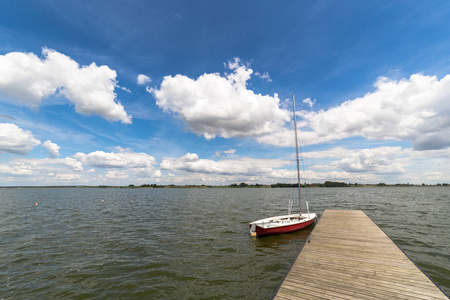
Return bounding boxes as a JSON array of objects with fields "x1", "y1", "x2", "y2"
[{"x1": 0, "y1": 187, "x2": 448, "y2": 298}]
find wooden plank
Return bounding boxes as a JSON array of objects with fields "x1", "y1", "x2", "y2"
[
  {"x1": 274, "y1": 210, "x2": 448, "y2": 300},
  {"x1": 285, "y1": 266, "x2": 442, "y2": 300}
]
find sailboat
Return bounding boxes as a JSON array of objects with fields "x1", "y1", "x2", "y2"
[{"x1": 249, "y1": 94, "x2": 317, "y2": 237}]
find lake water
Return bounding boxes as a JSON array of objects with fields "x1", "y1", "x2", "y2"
[{"x1": 1, "y1": 187, "x2": 449, "y2": 299}]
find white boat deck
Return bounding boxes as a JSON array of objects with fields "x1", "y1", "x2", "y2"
[{"x1": 250, "y1": 213, "x2": 316, "y2": 229}]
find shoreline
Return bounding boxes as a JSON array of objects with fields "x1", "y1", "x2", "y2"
[{"x1": 1, "y1": 183, "x2": 448, "y2": 189}]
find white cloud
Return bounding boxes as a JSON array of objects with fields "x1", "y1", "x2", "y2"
[
  {"x1": 54, "y1": 173, "x2": 81, "y2": 180},
  {"x1": 0, "y1": 123, "x2": 41, "y2": 154},
  {"x1": 302, "y1": 97, "x2": 316, "y2": 108},
  {"x1": 214, "y1": 149, "x2": 237, "y2": 157},
  {"x1": 137, "y1": 74, "x2": 151, "y2": 85},
  {"x1": 254, "y1": 71, "x2": 272, "y2": 82},
  {"x1": 1, "y1": 145, "x2": 447, "y2": 185},
  {"x1": 297, "y1": 146, "x2": 348, "y2": 159},
  {"x1": 424, "y1": 171, "x2": 442, "y2": 181},
  {"x1": 409, "y1": 148, "x2": 450, "y2": 159},
  {"x1": 257, "y1": 73, "x2": 450, "y2": 150},
  {"x1": 73, "y1": 148, "x2": 157, "y2": 169},
  {"x1": 0, "y1": 48, "x2": 131, "y2": 123},
  {"x1": 73, "y1": 147, "x2": 160, "y2": 180},
  {"x1": 255, "y1": 128, "x2": 343, "y2": 148},
  {"x1": 105, "y1": 170, "x2": 130, "y2": 180},
  {"x1": 0, "y1": 147, "x2": 163, "y2": 185},
  {"x1": 0, "y1": 157, "x2": 83, "y2": 177},
  {"x1": 295, "y1": 146, "x2": 446, "y2": 183},
  {"x1": 118, "y1": 85, "x2": 131, "y2": 93},
  {"x1": 42, "y1": 140, "x2": 60, "y2": 157},
  {"x1": 224, "y1": 149, "x2": 236, "y2": 154},
  {"x1": 151, "y1": 58, "x2": 290, "y2": 139},
  {"x1": 160, "y1": 152, "x2": 289, "y2": 176},
  {"x1": 0, "y1": 147, "x2": 168, "y2": 185},
  {"x1": 61, "y1": 157, "x2": 84, "y2": 172},
  {"x1": 302, "y1": 74, "x2": 450, "y2": 150},
  {"x1": 0, "y1": 163, "x2": 33, "y2": 175},
  {"x1": 74, "y1": 151, "x2": 127, "y2": 168},
  {"x1": 306, "y1": 147, "x2": 409, "y2": 174},
  {"x1": 104, "y1": 164, "x2": 161, "y2": 183},
  {"x1": 157, "y1": 152, "x2": 388, "y2": 184}
]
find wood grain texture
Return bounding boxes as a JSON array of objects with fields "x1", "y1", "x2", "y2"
[{"x1": 274, "y1": 210, "x2": 448, "y2": 300}]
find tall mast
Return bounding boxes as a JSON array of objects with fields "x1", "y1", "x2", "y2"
[{"x1": 292, "y1": 94, "x2": 302, "y2": 216}]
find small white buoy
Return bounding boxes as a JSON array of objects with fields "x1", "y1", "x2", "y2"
[
  {"x1": 35, "y1": 202, "x2": 38, "y2": 206},
  {"x1": 101, "y1": 200, "x2": 104, "y2": 203}
]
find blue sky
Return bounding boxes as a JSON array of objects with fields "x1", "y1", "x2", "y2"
[{"x1": 1, "y1": 0, "x2": 449, "y2": 186}]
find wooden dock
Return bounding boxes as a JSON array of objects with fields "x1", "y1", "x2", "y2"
[{"x1": 274, "y1": 210, "x2": 448, "y2": 300}]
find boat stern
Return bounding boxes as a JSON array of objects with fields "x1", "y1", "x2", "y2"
[{"x1": 249, "y1": 223, "x2": 257, "y2": 237}]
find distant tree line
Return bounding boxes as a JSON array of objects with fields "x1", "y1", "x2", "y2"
[
  {"x1": 123, "y1": 181, "x2": 371, "y2": 189},
  {"x1": 118, "y1": 181, "x2": 449, "y2": 189},
  {"x1": 270, "y1": 181, "x2": 351, "y2": 188},
  {"x1": 2, "y1": 181, "x2": 448, "y2": 189},
  {"x1": 228, "y1": 183, "x2": 267, "y2": 188}
]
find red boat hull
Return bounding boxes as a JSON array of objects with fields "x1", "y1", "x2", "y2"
[{"x1": 251, "y1": 216, "x2": 316, "y2": 237}]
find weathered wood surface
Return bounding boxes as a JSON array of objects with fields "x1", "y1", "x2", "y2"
[{"x1": 274, "y1": 210, "x2": 448, "y2": 300}]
